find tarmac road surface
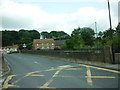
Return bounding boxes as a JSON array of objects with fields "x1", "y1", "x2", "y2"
[{"x1": 2, "y1": 53, "x2": 120, "y2": 89}]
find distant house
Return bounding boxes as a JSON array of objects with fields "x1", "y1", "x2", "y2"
[
  {"x1": 54, "y1": 40, "x2": 66, "y2": 49},
  {"x1": 33, "y1": 39, "x2": 55, "y2": 50},
  {"x1": 1, "y1": 45, "x2": 19, "y2": 54},
  {"x1": 8, "y1": 45, "x2": 19, "y2": 52}
]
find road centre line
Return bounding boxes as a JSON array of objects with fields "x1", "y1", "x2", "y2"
[
  {"x1": 39, "y1": 68, "x2": 63, "y2": 88},
  {"x1": 79, "y1": 64, "x2": 120, "y2": 74}
]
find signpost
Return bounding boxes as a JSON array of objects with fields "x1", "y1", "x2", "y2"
[{"x1": 23, "y1": 43, "x2": 26, "y2": 49}]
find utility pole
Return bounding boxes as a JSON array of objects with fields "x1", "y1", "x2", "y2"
[
  {"x1": 95, "y1": 22, "x2": 97, "y2": 38},
  {"x1": 95, "y1": 22, "x2": 98, "y2": 49},
  {"x1": 107, "y1": 0, "x2": 112, "y2": 30},
  {"x1": 107, "y1": 0, "x2": 115, "y2": 64}
]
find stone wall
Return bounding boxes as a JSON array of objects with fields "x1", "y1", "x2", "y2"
[
  {"x1": 22, "y1": 49, "x2": 106, "y2": 63},
  {"x1": 22, "y1": 46, "x2": 119, "y2": 64},
  {"x1": 115, "y1": 53, "x2": 120, "y2": 64}
]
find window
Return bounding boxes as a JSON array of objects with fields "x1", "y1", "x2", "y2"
[
  {"x1": 42, "y1": 47, "x2": 44, "y2": 49},
  {"x1": 52, "y1": 43, "x2": 54, "y2": 45}
]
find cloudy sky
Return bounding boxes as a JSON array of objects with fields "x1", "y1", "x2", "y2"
[{"x1": 0, "y1": 0, "x2": 119, "y2": 34}]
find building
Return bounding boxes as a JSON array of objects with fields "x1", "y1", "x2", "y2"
[
  {"x1": 0, "y1": 45, "x2": 19, "y2": 54},
  {"x1": 33, "y1": 39, "x2": 55, "y2": 50},
  {"x1": 8, "y1": 45, "x2": 19, "y2": 52},
  {"x1": 54, "y1": 40, "x2": 66, "y2": 49}
]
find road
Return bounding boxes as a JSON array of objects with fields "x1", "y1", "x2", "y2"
[{"x1": 2, "y1": 53, "x2": 120, "y2": 89}]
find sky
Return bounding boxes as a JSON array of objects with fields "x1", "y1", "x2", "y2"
[{"x1": 0, "y1": 0, "x2": 119, "y2": 35}]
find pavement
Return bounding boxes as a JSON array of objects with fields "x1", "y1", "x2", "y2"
[{"x1": 1, "y1": 53, "x2": 120, "y2": 89}]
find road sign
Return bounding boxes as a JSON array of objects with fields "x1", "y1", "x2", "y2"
[{"x1": 23, "y1": 43, "x2": 26, "y2": 48}]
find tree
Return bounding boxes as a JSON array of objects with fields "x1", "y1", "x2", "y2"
[
  {"x1": 112, "y1": 22, "x2": 120, "y2": 52},
  {"x1": 97, "y1": 31, "x2": 103, "y2": 39},
  {"x1": 2, "y1": 29, "x2": 40, "y2": 50},
  {"x1": 71, "y1": 27, "x2": 81, "y2": 37},
  {"x1": 40, "y1": 31, "x2": 49, "y2": 39},
  {"x1": 49, "y1": 31, "x2": 70, "y2": 40},
  {"x1": 2, "y1": 30, "x2": 19, "y2": 46},
  {"x1": 29, "y1": 30, "x2": 40, "y2": 39},
  {"x1": 66, "y1": 27, "x2": 84, "y2": 49},
  {"x1": 102, "y1": 29, "x2": 115, "y2": 39},
  {"x1": 81, "y1": 27, "x2": 95, "y2": 46},
  {"x1": 116, "y1": 22, "x2": 120, "y2": 33}
]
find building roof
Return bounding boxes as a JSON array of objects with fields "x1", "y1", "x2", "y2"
[
  {"x1": 33, "y1": 39, "x2": 55, "y2": 44},
  {"x1": 1, "y1": 45, "x2": 19, "y2": 49},
  {"x1": 55, "y1": 40, "x2": 66, "y2": 45}
]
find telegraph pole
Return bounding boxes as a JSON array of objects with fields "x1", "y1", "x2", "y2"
[
  {"x1": 107, "y1": 0, "x2": 112, "y2": 30},
  {"x1": 107, "y1": 0, "x2": 115, "y2": 64},
  {"x1": 95, "y1": 22, "x2": 98, "y2": 49}
]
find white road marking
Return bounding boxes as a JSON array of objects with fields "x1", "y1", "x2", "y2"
[
  {"x1": 34, "y1": 61, "x2": 39, "y2": 64},
  {"x1": 58, "y1": 65, "x2": 71, "y2": 68}
]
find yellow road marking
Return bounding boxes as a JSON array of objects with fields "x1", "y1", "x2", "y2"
[
  {"x1": 85, "y1": 76, "x2": 120, "y2": 78},
  {"x1": 80, "y1": 64, "x2": 120, "y2": 74},
  {"x1": 86, "y1": 66, "x2": 93, "y2": 86},
  {"x1": 25, "y1": 71, "x2": 40, "y2": 77},
  {"x1": 57, "y1": 75, "x2": 73, "y2": 78},
  {"x1": 39, "y1": 68, "x2": 63, "y2": 88},
  {"x1": 4, "y1": 63, "x2": 119, "y2": 89},
  {"x1": 31, "y1": 75, "x2": 45, "y2": 77},
  {"x1": 2, "y1": 75, "x2": 16, "y2": 88},
  {"x1": 65, "y1": 68, "x2": 82, "y2": 70},
  {"x1": 40, "y1": 86, "x2": 56, "y2": 88},
  {"x1": 12, "y1": 69, "x2": 59, "y2": 84},
  {"x1": 54, "y1": 75, "x2": 120, "y2": 79}
]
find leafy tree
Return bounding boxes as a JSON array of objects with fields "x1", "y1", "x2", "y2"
[
  {"x1": 81, "y1": 27, "x2": 95, "y2": 46},
  {"x1": 66, "y1": 27, "x2": 84, "y2": 49},
  {"x1": 29, "y1": 30, "x2": 40, "y2": 39},
  {"x1": 40, "y1": 31, "x2": 49, "y2": 39},
  {"x1": 116, "y1": 22, "x2": 120, "y2": 33},
  {"x1": 112, "y1": 22, "x2": 120, "y2": 52},
  {"x1": 102, "y1": 29, "x2": 115, "y2": 39},
  {"x1": 2, "y1": 30, "x2": 19, "y2": 46},
  {"x1": 2, "y1": 29, "x2": 40, "y2": 50},
  {"x1": 71, "y1": 27, "x2": 81, "y2": 37},
  {"x1": 49, "y1": 31, "x2": 70, "y2": 40}
]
